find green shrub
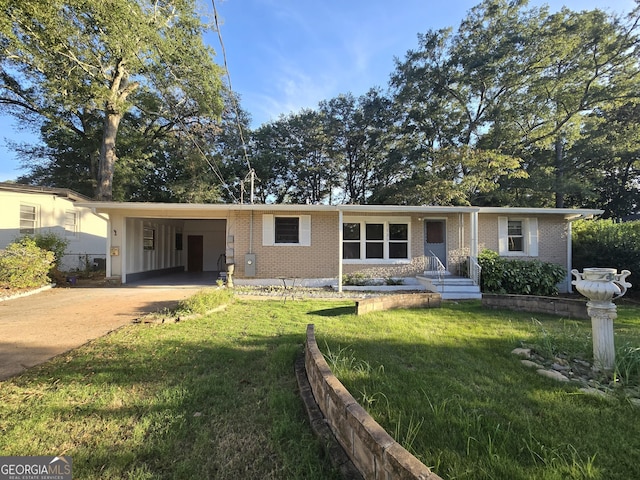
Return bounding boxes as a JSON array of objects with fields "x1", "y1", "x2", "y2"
[
  {"x1": 19, "y1": 232, "x2": 69, "y2": 269},
  {"x1": 342, "y1": 272, "x2": 372, "y2": 286},
  {"x1": 572, "y1": 219, "x2": 639, "y2": 296},
  {"x1": 0, "y1": 237, "x2": 55, "y2": 288},
  {"x1": 478, "y1": 249, "x2": 566, "y2": 296}
]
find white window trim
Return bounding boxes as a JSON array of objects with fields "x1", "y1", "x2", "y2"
[
  {"x1": 19, "y1": 203, "x2": 39, "y2": 234},
  {"x1": 64, "y1": 210, "x2": 80, "y2": 240},
  {"x1": 262, "y1": 214, "x2": 311, "y2": 246},
  {"x1": 498, "y1": 216, "x2": 538, "y2": 257},
  {"x1": 342, "y1": 216, "x2": 411, "y2": 264}
]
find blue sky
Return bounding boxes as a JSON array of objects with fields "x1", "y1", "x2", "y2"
[{"x1": 0, "y1": 0, "x2": 636, "y2": 182}]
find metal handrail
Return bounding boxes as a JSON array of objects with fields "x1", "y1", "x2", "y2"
[
  {"x1": 469, "y1": 255, "x2": 482, "y2": 286},
  {"x1": 427, "y1": 250, "x2": 446, "y2": 285}
]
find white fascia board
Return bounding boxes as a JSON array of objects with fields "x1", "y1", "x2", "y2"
[
  {"x1": 337, "y1": 205, "x2": 480, "y2": 214},
  {"x1": 76, "y1": 202, "x2": 481, "y2": 216},
  {"x1": 478, "y1": 206, "x2": 603, "y2": 219}
]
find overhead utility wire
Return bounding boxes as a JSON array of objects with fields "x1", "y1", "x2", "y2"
[
  {"x1": 134, "y1": 49, "x2": 239, "y2": 203},
  {"x1": 211, "y1": 0, "x2": 254, "y2": 175}
]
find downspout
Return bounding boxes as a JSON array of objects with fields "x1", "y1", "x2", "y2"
[
  {"x1": 338, "y1": 208, "x2": 343, "y2": 293},
  {"x1": 91, "y1": 208, "x2": 111, "y2": 277},
  {"x1": 249, "y1": 209, "x2": 253, "y2": 254}
]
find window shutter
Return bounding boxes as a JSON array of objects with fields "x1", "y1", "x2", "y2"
[
  {"x1": 262, "y1": 214, "x2": 274, "y2": 246},
  {"x1": 300, "y1": 215, "x2": 311, "y2": 246},
  {"x1": 498, "y1": 216, "x2": 508, "y2": 255},
  {"x1": 527, "y1": 218, "x2": 538, "y2": 257}
]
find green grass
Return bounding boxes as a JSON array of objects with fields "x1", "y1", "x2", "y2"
[
  {"x1": 1, "y1": 293, "x2": 638, "y2": 479},
  {"x1": 318, "y1": 301, "x2": 640, "y2": 480},
  {"x1": 0, "y1": 295, "x2": 344, "y2": 479}
]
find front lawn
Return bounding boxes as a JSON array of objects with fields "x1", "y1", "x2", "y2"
[
  {"x1": 317, "y1": 301, "x2": 640, "y2": 480},
  {"x1": 0, "y1": 297, "x2": 344, "y2": 479},
  {"x1": 0, "y1": 294, "x2": 638, "y2": 479}
]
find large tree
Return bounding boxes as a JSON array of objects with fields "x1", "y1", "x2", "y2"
[
  {"x1": 390, "y1": 0, "x2": 640, "y2": 210},
  {"x1": 0, "y1": 0, "x2": 224, "y2": 200}
]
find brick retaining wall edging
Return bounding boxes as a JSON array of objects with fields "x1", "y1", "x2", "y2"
[
  {"x1": 482, "y1": 293, "x2": 589, "y2": 319},
  {"x1": 355, "y1": 293, "x2": 441, "y2": 315},
  {"x1": 303, "y1": 324, "x2": 442, "y2": 480}
]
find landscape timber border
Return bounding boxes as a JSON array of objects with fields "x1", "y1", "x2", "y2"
[{"x1": 299, "y1": 324, "x2": 443, "y2": 480}]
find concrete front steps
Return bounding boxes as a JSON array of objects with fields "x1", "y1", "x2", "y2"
[{"x1": 416, "y1": 274, "x2": 482, "y2": 300}]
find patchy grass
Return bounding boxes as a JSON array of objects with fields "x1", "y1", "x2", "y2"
[
  {"x1": 0, "y1": 298, "x2": 344, "y2": 479},
  {"x1": 2, "y1": 294, "x2": 638, "y2": 480},
  {"x1": 318, "y1": 301, "x2": 640, "y2": 480}
]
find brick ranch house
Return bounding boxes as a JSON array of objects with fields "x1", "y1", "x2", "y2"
[{"x1": 79, "y1": 202, "x2": 602, "y2": 298}]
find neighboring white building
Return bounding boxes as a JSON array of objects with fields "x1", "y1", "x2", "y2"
[{"x1": 0, "y1": 183, "x2": 107, "y2": 271}]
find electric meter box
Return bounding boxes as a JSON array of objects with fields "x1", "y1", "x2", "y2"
[{"x1": 245, "y1": 254, "x2": 256, "y2": 277}]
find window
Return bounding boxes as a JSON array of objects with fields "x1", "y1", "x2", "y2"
[
  {"x1": 343, "y1": 223, "x2": 361, "y2": 259},
  {"x1": 342, "y1": 217, "x2": 411, "y2": 262},
  {"x1": 175, "y1": 233, "x2": 183, "y2": 251},
  {"x1": 275, "y1": 217, "x2": 299, "y2": 243},
  {"x1": 507, "y1": 220, "x2": 523, "y2": 252},
  {"x1": 65, "y1": 211, "x2": 78, "y2": 238},
  {"x1": 143, "y1": 227, "x2": 155, "y2": 251},
  {"x1": 389, "y1": 224, "x2": 409, "y2": 258},
  {"x1": 498, "y1": 217, "x2": 538, "y2": 256},
  {"x1": 365, "y1": 223, "x2": 384, "y2": 259},
  {"x1": 20, "y1": 204, "x2": 37, "y2": 234},
  {"x1": 262, "y1": 214, "x2": 311, "y2": 246}
]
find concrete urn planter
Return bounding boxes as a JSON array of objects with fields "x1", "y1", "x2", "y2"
[
  {"x1": 571, "y1": 267, "x2": 631, "y2": 303},
  {"x1": 571, "y1": 267, "x2": 632, "y2": 371}
]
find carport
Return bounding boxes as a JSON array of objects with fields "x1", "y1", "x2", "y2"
[{"x1": 79, "y1": 202, "x2": 235, "y2": 285}]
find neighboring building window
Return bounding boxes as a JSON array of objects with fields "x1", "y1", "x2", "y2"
[
  {"x1": 342, "y1": 217, "x2": 411, "y2": 262},
  {"x1": 143, "y1": 227, "x2": 155, "y2": 250},
  {"x1": 65, "y1": 211, "x2": 78, "y2": 238},
  {"x1": 19, "y1": 204, "x2": 37, "y2": 234},
  {"x1": 262, "y1": 214, "x2": 311, "y2": 246},
  {"x1": 275, "y1": 217, "x2": 299, "y2": 243},
  {"x1": 498, "y1": 217, "x2": 538, "y2": 256}
]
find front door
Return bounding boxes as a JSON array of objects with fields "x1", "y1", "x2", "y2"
[
  {"x1": 424, "y1": 220, "x2": 446, "y2": 269},
  {"x1": 187, "y1": 235, "x2": 203, "y2": 272}
]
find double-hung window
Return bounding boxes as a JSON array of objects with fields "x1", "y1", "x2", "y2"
[
  {"x1": 65, "y1": 211, "x2": 79, "y2": 239},
  {"x1": 342, "y1": 217, "x2": 410, "y2": 262},
  {"x1": 498, "y1": 217, "x2": 538, "y2": 256},
  {"x1": 19, "y1": 204, "x2": 37, "y2": 234},
  {"x1": 143, "y1": 227, "x2": 155, "y2": 251}
]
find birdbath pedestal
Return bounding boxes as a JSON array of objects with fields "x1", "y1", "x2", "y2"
[{"x1": 571, "y1": 268, "x2": 631, "y2": 371}]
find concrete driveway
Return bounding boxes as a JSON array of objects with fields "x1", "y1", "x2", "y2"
[{"x1": 0, "y1": 284, "x2": 206, "y2": 381}]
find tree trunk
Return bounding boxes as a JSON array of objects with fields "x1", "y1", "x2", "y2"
[{"x1": 97, "y1": 110, "x2": 123, "y2": 201}]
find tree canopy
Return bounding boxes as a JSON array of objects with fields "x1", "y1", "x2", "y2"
[
  {"x1": 3, "y1": 0, "x2": 640, "y2": 217},
  {"x1": 1, "y1": 0, "x2": 225, "y2": 200}
]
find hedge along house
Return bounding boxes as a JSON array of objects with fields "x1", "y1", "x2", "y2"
[
  {"x1": 79, "y1": 201, "x2": 602, "y2": 298},
  {"x1": 0, "y1": 183, "x2": 107, "y2": 271}
]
